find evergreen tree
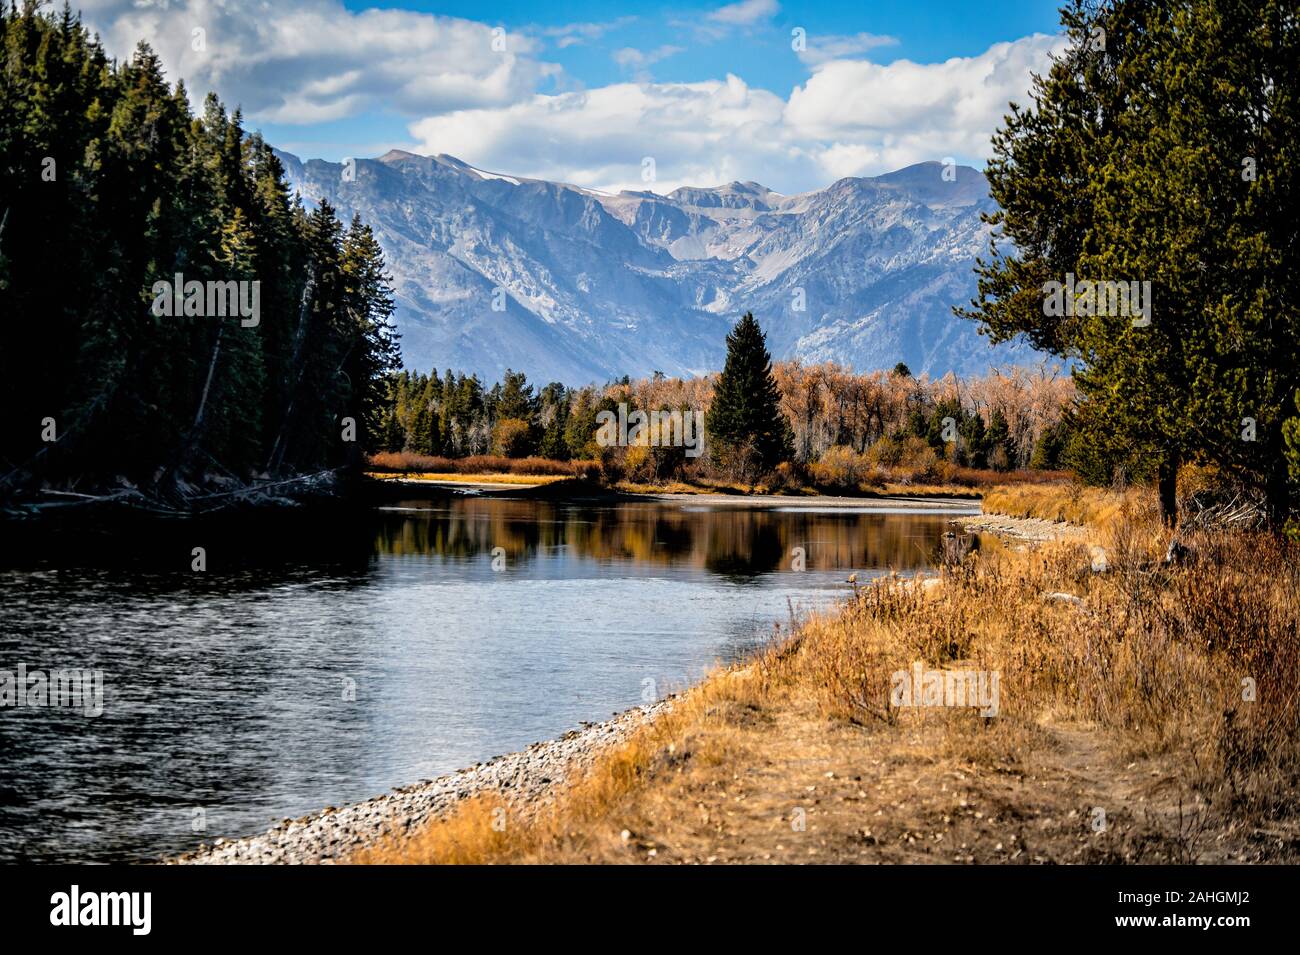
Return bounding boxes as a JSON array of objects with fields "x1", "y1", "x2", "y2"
[
  {"x1": 538, "y1": 382, "x2": 571, "y2": 460},
  {"x1": 341, "y1": 214, "x2": 402, "y2": 453},
  {"x1": 497, "y1": 369, "x2": 537, "y2": 420},
  {"x1": 705, "y1": 313, "x2": 793, "y2": 477},
  {"x1": 959, "y1": 0, "x2": 1299, "y2": 524},
  {"x1": 0, "y1": 7, "x2": 402, "y2": 505},
  {"x1": 985, "y1": 407, "x2": 1013, "y2": 471},
  {"x1": 565, "y1": 389, "x2": 601, "y2": 459}
]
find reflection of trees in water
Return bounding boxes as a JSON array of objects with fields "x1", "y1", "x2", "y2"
[
  {"x1": 372, "y1": 499, "x2": 952, "y2": 577},
  {"x1": 704, "y1": 513, "x2": 786, "y2": 578},
  {"x1": 0, "y1": 508, "x2": 379, "y2": 585}
]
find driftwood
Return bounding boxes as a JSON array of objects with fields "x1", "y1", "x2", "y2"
[
  {"x1": 1180, "y1": 489, "x2": 1268, "y2": 532},
  {"x1": 184, "y1": 470, "x2": 341, "y2": 512},
  {"x1": 939, "y1": 530, "x2": 979, "y2": 567},
  {"x1": 3, "y1": 469, "x2": 344, "y2": 520}
]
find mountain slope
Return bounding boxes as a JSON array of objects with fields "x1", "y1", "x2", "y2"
[{"x1": 278, "y1": 150, "x2": 1037, "y2": 383}]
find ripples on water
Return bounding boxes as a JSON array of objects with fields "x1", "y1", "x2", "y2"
[{"x1": 0, "y1": 496, "x2": 971, "y2": 862}]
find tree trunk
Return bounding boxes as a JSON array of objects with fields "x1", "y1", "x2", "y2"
[
  {"x1": 1157, "y1": 451, "x2": 1180, "y2": 528},
  {"x1": 190, "y1": 323, "x2": 225, "y2": 436},
  {"x1": 265, "y1": 277, "x2": 315, "y2": 473},
  {"x1": 1263, "y1": 452, "x2": 1291, "y2": 530}
]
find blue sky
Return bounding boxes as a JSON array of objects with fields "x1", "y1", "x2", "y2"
[
  {"x1": 79, "y1": 0, "x2": 1066, "y2": 194},
  {"x1": 339, "y1": 1, "x2": 1062, "y2": 87}
]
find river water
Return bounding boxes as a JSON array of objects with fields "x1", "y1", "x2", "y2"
[{"x1": 0, "y1": 494, "x2": 974, "y2": 862}]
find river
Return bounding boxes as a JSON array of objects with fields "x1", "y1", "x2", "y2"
[{"x1": 0, "y1": 493, "x2": 976, "y2": 862}]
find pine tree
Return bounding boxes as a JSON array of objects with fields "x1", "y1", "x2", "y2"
[
  {"x1": 538, "y1": 382, "x2": 571, "y2": 461},
  {"x1": 985, "y1": 407, "x2": 1012, "y2": 471},
  {"x1": 342, "y1": 214, "x2": 402, "y2": 452},
  {"x1": 705, "y1": 313, "x2": 792, "y2": 478},
  {"x1": 0, "y1": 7, "x2": 402, "y2": 504},
  {"x1": 959, "y1": 0, "x2": 1299, "y2": 524}
]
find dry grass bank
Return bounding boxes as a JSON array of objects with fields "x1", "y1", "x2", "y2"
[
  {"x1": 981, "y1": 483, "x2": 1145, "y2": 529},
  {"x1": 357, "y1": 486, "x2": 1300, "y2": 865},
  {"x1": 367, "y1": 471, "x2": 573, "y2": 486},
  {"x1": 368, "y1": 450, "x2": 1068, "y2": 500},
  {"x1": 369, "y1": 452, "x2": 600, "y2": 478}
]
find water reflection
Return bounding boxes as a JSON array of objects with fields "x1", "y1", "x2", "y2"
[
  {"x1": 0, "y1": 496, "x2": 968, "y2": 863},
  {"x1": 374, "y1": 498, "x2": 954, "y2": 576}
]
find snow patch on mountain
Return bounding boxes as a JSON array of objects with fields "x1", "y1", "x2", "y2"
[{"x1": 277, "y1": 149, "x2": 1037, "y2": 384}]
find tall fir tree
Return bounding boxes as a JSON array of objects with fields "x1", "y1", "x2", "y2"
[
  {"x1": 959, "y1": 0, "x2": 1299, "y2": 524},
  {"x1": 341, "y1": 214, "x2": 402, "y2": 455},
  {"x1": 0, "y1": 6, "x2": 403, "y2": 506},
  {"x1": 705, "y1": 312, "x2": 793, "y2": 477}
]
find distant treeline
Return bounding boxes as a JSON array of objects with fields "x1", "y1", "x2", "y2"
[
  {"x1": 376, "y1": 358, "x2": 1077, "y2": 484},
  {"x1": 0, "y1": 6, "x2": 399, "y2": 506}
]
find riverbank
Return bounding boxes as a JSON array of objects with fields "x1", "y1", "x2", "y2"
[
  {"x1": 171, "y1": 701, "x2": 670, "y2": 864},
  {"x1": 353, "y1": 486, "x2": 1300, "y2": 865},
  {"x1": 367, "y1": 472, "x2": 986, "y2": 510},
  {"x1": 364, "y1": 452, "x2": 1068, "y2": 503},
  {"x1": 164, "y1": 484, "x2": 1300, "y2": 865},
  {"x1": 162, "y1": 491, "x2": 972, "y2": 865}
]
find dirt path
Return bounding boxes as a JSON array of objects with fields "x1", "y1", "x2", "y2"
[{"x1": 518, "y1": 687, "x2": 1260, "y2": 864}]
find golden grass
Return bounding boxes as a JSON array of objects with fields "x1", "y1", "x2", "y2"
[
  {"x1": 358, "y1": 484, "x2": 1300, "y2": 864},
  {"x1": 876, "y1": 483, "x2": 983, "y2": 498},
  {"x1": 613, "y1": 480, "x2": 721, "y2": 495},
  {"x1": 368, "y1": 452, "x2": 590, "y2": 477},
  {"x1": 800, "y1": 494, "x2": 1300, "y2": 829},
  {"x1": 366, "y1": 471, "x2": 572, "y2": 486},
  {"x1": 613, "y1": 478, "x2": 983, "y2": 498},
  {"x1": 981, "y1": 482, "x2": 1143, "y2": 529}
]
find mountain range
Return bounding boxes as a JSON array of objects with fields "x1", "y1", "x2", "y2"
[{"x1": 276, "y1": 149, "x2": 1040, "y2": 384}]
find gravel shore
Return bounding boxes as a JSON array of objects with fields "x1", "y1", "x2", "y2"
[
  {"x1": 643, "y1": 492, "x2": 981, "y2": 510},
  {"x1": 956, "y1": 512, "x2": 1092, "y2": 543},
  {"x1": 170, "y1": 700, "x2": 670, "y2": 865}
]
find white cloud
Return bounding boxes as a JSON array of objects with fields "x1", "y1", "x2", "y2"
[
  {"x1": 77, "y1": 0, "x2": 559, "y2": 124},
  {"x1": 613, "y1": 46, "x2": 684, "y2": 69},
  {"x1": 410, "y1": 33, "x2": 1064, "y2": 195},
  {"x1": 410, "y1": 76, "x2": 808, "y2": 196},
  {"x1": 785, "y1": 34, "x2": 1065, "y2": 153},
  {"x1": 543, "y1": 18, "x2": 637, "y2": 49},
  {"x1": 708, "y1": 0, "x2": 781, "y2": 27},
  {"x1": 796, "y1": 31, "x2": 900, "y2": 67},
  {"x1": 75, "y1": 0, "x2": 1064, "y2": 194},
  {"x1": 683, "y1": 0, "x2": 781, "y2": 41},
  {"x1": 612, "y1": 45, "x2": 685, "y2": 82}
]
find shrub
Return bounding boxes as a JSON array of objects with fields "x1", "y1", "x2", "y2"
[
  {"x1": 367, "y1": 452, "x2": 576, "y2": 476},
  {"x1": 809, "y1": 446, "x2": 881, "y2": 490},
  {"x1": 876, "y1": 436, "x2": 941, "y2": 485},
  {"x1": 760, "y1": 461, "x2": 805, "y2": 494},
  {"x1": 865, "y1": 434, "x2": 905, "y2": 468},
  {"x1": 596, "y1": 445, "x2": 625, "y2": 484},
  {"x1": 491, "y1": 417, "x2": 535, "y2": 458}
]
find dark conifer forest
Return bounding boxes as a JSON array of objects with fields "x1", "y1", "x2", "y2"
[{"x1": 0, "y1": 4, "x2": 401, "y2": 511}]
